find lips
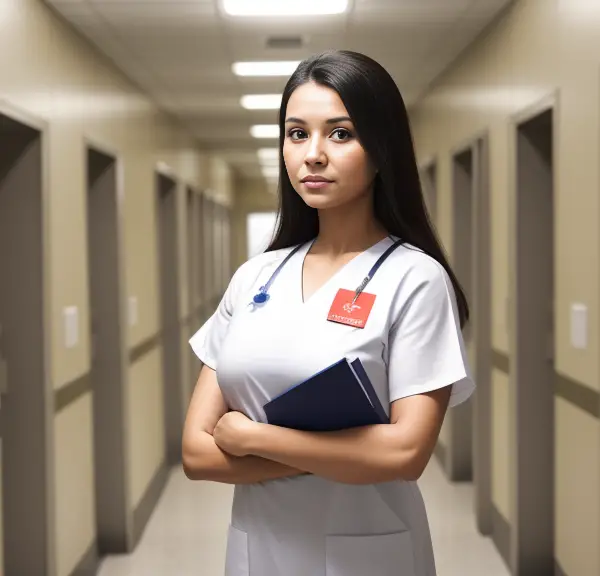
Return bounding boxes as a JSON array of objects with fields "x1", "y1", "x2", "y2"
[{"x1": 300, "y1": 175, "x2": 333, "y2": 183}]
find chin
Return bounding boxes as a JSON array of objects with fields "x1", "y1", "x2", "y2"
[
  {"x1": 300, "y1": 194, "x2": 343, "y2": 210},
  {"x1": 297, "y1": 188, "x2": 344, "y2": 210}
]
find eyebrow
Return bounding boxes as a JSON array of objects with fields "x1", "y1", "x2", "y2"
[{"x1": 285, "y1": 116, "x2": 352, "y2": 124}]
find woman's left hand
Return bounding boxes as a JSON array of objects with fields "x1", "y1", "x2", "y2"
[{"x1": 213, "y1": 411, "x2": 258, "y2": 457}]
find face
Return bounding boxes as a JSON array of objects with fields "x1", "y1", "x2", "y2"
[{"x1": 282, "y1": 82, "x2": 377, "y2": 210}]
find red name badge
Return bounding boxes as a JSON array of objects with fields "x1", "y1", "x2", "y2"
[{"x1": 327, "y1": 289, "x2": 377, "y2": 329}]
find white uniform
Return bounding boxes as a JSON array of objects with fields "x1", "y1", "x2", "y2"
[{"x1": 189, "y1": 235, "x2": 475, "y2": 576}]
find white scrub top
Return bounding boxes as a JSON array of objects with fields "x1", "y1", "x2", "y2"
[{"x1": 189, "y1": 235, "x2": 475, "y2": 576}]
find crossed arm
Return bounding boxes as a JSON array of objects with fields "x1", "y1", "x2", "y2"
[{"x1": 181, "y1": 365, "x2": 451, "y2": 485}]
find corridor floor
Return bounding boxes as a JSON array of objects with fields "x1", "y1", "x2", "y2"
[{"x1": 98, "y1": 458, "x2": 510, "y2": 576}]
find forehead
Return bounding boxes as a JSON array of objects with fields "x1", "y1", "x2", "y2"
[{"x1": 286, "y1": 82, "x2": 349, "y2": 120}]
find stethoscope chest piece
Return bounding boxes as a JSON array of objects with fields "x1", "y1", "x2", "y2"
[
  {"x1": 253, "y1": 289, "x2": 269, "y2": 305},
  {"x1": 248, "y1": 245, "x2": 304, "y2": 308}
]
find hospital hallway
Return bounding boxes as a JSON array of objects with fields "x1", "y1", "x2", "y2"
[
  {"x1": 2, "y1": 0, "x2": 600, "y2": 575},
  {"x1": 96, "y1": 459, "x2": 510, "y2": 576}
]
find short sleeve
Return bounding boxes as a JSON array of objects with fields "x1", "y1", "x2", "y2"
[
  {"x1": 188, "y1": 263, "x2": 247, "y2": 370},
  {"x1": 387, "y1": 261, "x2": 475, "y2": 408}
]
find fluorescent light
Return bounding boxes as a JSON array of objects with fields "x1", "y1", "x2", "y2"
[
  {"x1": 261, "y1": 165, "x2": 280, "y2": 179},
  {"x1": 241, "y1": 94, "x2": 282, "y2": 110},
  {"x1": 233, "y1": 61, "x2": 300, "y2": 77},
  {"x1": 223, "y1": 0, "x2": 349, "y2": 16},
  {"x1": 259, "y1": 160, "x2": 279, "y2": 169},
  {"x1": 260, "y1": 159, "x2": 279, "y2": 170},
  {"x1": 257, "y1": 148, "x2": 279, "y2": 162},
  {"x1": 251, "y1": 125, "x2": 279, "y2": 139}
]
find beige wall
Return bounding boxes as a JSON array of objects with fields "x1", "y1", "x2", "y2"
[
  {"x1": 409, "y1": 1, "x2": 600, "y2": 574},
  {"x1": 0, "y1": 1, "x2": 233, "y2": 574}
]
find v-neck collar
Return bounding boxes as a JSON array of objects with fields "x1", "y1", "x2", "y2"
[{"x1": 295, "y1": 235, "x2": 395, "y2": 305}]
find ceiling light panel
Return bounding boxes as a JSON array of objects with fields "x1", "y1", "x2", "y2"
[
  {"x1": 257, "y1": 148, "x2": 279, "y2": 162},
  {"x1": 232, "y1": 61, "x2": 300, "y2": 77},
  {"x1": 241, "y1": 94, "x2": 282, "y2": 109},
  {"x1": 222, "y1": 0, "x2": 349, "y2": 17},
  {"x1": 259, "y1": 159, "x2": 279, "y2": 169},
  {"x1": 261, "y1": 165, "x2": 280, "y2": 178},
  {"x1": 251, "y1": 125, "x2": 280, "y2": 138}
]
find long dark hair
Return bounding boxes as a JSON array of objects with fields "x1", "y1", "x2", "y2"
[{"x1": 266, "y1": 50, "x2": 469, "y2": 328}]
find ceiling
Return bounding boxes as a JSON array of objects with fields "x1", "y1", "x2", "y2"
[{"x1": 44, "y1": 0, "x2": 512, "y2": 181}]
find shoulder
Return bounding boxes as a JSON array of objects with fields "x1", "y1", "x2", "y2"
[
  {"x1": 385, "y1": 243, "x2": 457, "y2": 314},
  {"x1": 389, "y1": 243, "x2": 452, "y2": 289}
]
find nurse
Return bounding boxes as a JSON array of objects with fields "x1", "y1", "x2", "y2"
[{"x1": 182, "y1": 49, "x2": 475, "y2": 576}]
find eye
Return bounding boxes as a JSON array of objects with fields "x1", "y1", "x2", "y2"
[
  {"x1": 288, "y1": 128, "x2": 307, "y2": 141},
  {"x1": 331, "y1": 128, "x2": 353, "y2": 141}
]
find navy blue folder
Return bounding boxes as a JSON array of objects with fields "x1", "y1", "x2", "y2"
[{"x1": 263, "y1": 358, "x2": 389, "y2": 432}]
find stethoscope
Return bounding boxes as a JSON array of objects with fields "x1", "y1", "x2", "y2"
[{"x1": 251, "y1": 236, "x2": 404, "y2": 307}]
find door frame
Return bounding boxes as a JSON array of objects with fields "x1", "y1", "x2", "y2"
[
  {"x1": 192, "y1": 188, "x2": 206, "y2": 376},
  {"x1": 222, "y1": 205, "x2": 232, "y2": 286},
  {"x1": 451, "y1": 130, "x2": 493, "y2": 532},
  {"x1": 186, "y1": 186, "x2": 200, "y2": 323},
  {"x1": 83, "y1": 134, "x2": 133, "y2": 551},
  {"x1": 465, "y1": 133, "x2": 493, "y2": 535},
  {"x1": 445, "y1": 132, "x2": 492, "y2": 490},
  {"x1": 471, "y1": 134, "x2": 492, "y2": 535},
  {"x1": 419, "y1": 155, "x2": 439, "y2": 227},
  {"x1": 0, "y1": 99, "x2": 55, "y2": 575},
  {"x1": 203, "y1": 196, "x2": 216, "y2": 315},
  {"x1": 213, "y1": 202, "x2": 224, "y2": 298},
  {"x1": 154, "y1": 168, "x2": 184, "y2": 464},
  {"x1": 507, "y1": 90, "x2": 559, "y2": 574},
  {"x1": 186, "y1": 186, "x2": 200, "y2": 398}
]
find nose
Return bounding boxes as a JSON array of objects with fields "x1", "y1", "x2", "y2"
[{"x1": 304, "y1": 135, "x2": 327, "y2": 166}]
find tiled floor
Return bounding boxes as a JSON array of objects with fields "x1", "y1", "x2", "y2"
[{"x1": 98, "y1": 458, "x2": 510, "y2": 576}]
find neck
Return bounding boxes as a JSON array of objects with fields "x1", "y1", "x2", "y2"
[{"x1": 312, "y1": 196, "x2": 387, "y2": 257}]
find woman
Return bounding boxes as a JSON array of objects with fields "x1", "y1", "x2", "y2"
[{"x1": 182, "y1": 50, "x2": 474, "y2": 576}]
